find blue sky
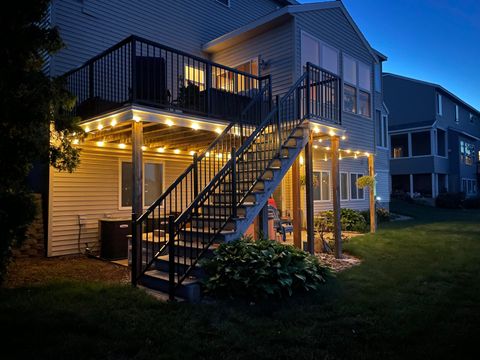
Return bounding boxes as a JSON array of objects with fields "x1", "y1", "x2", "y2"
[{"x1": 299, "y1": 0, "x2": 480, "y2": 110}]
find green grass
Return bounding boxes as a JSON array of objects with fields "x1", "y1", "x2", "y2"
[{"x1": 2, "y1": 201, "x2": 480, "y2": 359}]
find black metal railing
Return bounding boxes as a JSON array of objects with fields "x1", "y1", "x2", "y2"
[
  {"x1": 65, "y1": 35, "x2": 268, "y2": 123},
  {"x1": 132, "y1": 82, "x2": 271, "y2": 284},
  {"x1": 144, "y1": 63, "x2": 340, "y2": 299}
]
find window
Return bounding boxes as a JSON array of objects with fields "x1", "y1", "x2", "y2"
[
  {"x1": 343, "y1": 55, "x2": 371, "y2": 117},
  {"x1": 301, "y1": 32, "x2": 339, "y2": 74},
  {"x1": 460, "y1": 140, "x2": 475, "y2": 166},
  {"x1": 343, "y1": 56, "x2": 356, "y2": 84},
  {"x1": 391, "y1": 134, "x2": 409, "y2": 158},
  {"x1": 470, "y1": 113, "x2": 475, "y2": 123},
  {"x1": 350, "y1": 173, "x2": 365, "y2": 200},
  {"x1": 455, "y1": 105, "x2": 459, "y2": 123},
  {"x1": 343, "y1": 85, "x2": 356, "y2": 113},
  {"x1": 313, "y1": 171, "x2": 330, "y2": 201},
  {"x1": 216, "y1": 0, "x2": 230, "y2": 6},
  {"x1": 340, "y1": 172, "x2": 349, "y2": 200},
  {"x1": 462, "y1": 179, "x2": 477, "y2": 196},
  {"x1": 437, "y1": 93, "x2": 443, "y2": 115},
  {"x1": 411, "y1": 131, "x2": 431, "y2": 156},
  {"x1": 184, "y1": 65, "x2": 205, "y2": 90},
  {"x1": 359, "y1": 91, "x2": 371, "y2": 117},
  {"x1": 376, "y1": 112, "x2": 388, "y2": 148},
  {"x1": 120, "y1": 161, "x2": 164, "y2": 208},
  {"x1": 235, "y1": 58, "x2": 259, "y2": 92},
  {"x1": 374, "y1": 63, "x2": 381, "y2": 92},
  {"x1": 437, "y1": 129, "x2": 446, "y2": 156}
]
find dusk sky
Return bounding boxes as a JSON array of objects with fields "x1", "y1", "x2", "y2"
[{"x1": 300, "y1": 0, "x2": 480, "y2": 110}]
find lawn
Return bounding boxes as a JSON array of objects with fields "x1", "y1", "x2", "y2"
[{"x1": 1, "y1": 201, "x2": 480, "y2": 359}]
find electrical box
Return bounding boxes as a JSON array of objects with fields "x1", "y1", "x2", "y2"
[{"x1": 99, "y1": 218, "x2": 131, "y2": 260}]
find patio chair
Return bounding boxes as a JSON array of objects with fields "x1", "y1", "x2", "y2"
[{"x1": 268, "y1": 205, "x2": 293, "y2": 242}]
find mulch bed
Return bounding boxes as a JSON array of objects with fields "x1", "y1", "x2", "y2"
[
  {"x1": 316, "y1": 252, "x2": 362, "y2": 272},
  {"x1": 3, "y1": 255, "x2": 130, "y2": 288}
]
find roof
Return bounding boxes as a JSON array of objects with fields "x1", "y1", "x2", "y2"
[
  {"x1": 383, "y1": 73, "x2": 480, "y2": 117},
  {"x1": 202, "y1": 1, "x2": 381, "y2": 62}
]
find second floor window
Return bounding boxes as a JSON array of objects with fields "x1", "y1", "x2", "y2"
[
  {"x1": 391, "y1": 133, "x2": 409, "y2": 158},
  {"x1": 460, "y1": 140, "x2": 475, "y2": 166},
  {"x1": 301, "y1": 32, "x2": 339, "y2": 74},
  {"x1": 437, "y1": 93, "x2": 443, "y2": 115},
  {"x1": 455, "y1": 105, "x2": 460, "y2": 123},
  {"x1": 343, "y1": 55, "x2": 371, "y2": 117},
  {"x1": 376, "y1": 111, "x2": 388, "y2": 148}
]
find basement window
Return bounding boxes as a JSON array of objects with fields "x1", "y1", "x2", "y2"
[{"x1": 313, "y1": 171, "x2": 330, "y2": 201}]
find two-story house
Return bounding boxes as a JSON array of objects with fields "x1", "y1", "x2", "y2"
[
  {"x1": 383, "y1": 73, "x2": 480, "y2": 199},
  {"x1": 41, "y1": 0, "x2": 388, "y2": 300}
]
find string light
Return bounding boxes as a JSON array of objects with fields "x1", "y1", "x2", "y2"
[
  {"x1": 313, "y1": 145, "x2": 318, "y2": 149},
  {"x1": 96, "y1": 141, "x2": 104, "y2": 147},
  {"x1": 141, "y1": 146, "x2": 147, "y2": 151},
  {"x1": 341, "y1": 135, "x2": 346, "y2": 140},
  {"x1": 205, "y1": 151, "x2": 210, "y2": 157},
  {"x1": 329, "y1": 130, "x2": 335, "y2": 136},
  {"x1": 97, "y1": 124, "x2": 103, "y2": 131},
  {"x1": 191, "y1": 123, "x2": 199, "y2": 131},
  {"x1": 84, "y1": 126, "x2": 90, "y2": 133},
  {"x1": 174, "y1": 149, "x2": 180, "y2": 154},
  {"x1": 215, "y1": 128, "x2": 222, "y2": 134},
  {"x1": 189, "y1": 150, "x2": 196, "y2": 156},
  {"x1": 118, "y1": 143, "x2": 126, "y2": 149},
  {"x1": 133, "y1": 115, "x2": 141, "y2": 122},
  {"x1": 157, "y1": 147, "x2": 165, "y2": 153},
  {"x1": 72, "y1": 139, "x2": 79, "y2": 145},
  {"x1": 166, "y1": 119, "x2": 173, "y2": 127},
  {"x1": 314, "y1": 127, "x2": 320, "y2": 134},
  {"x1": 110, "y1": 119, "x2": 117, "y2": 127},
  {"x1": 324, "y1": 154, "x2": 328, "y2": 162},
  {"x1": 318, "y1": 139, "x2": 322, "y2": 143}
]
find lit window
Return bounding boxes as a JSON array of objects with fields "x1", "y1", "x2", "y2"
[
  {"x1": 343, "y1": 56, "x2": 357, "y2": 84},
  {"x1": 358, "y1": 62, "x2": 371, "y2": 91},
  {"x1": 313, "y1": 171, "x2": 330, "y2": 201},
  {"x1": 235, "y1": 59, "x2": 259, "y2": 92},
  {"x1": 359, "y1": 91, "x2": 371, "y2": 117},
  {"x1": 460, "y1": 140, "x2": 475, "y2": 166},
  {"x1": 343, "y1": 55, "x2": 371, "y2": 117},
  {"x1": 184, "y1": 65, "x2": 205, "y2": 91},
  {"x1": 301, "y1": 32, "x2": 339, "y2": 75},
  {"x1": 121, "y1": 161, "x2": 164, "y2": 208},
  {"x1": 391, "y1": 134, "x2": 409, "y2": 158}
]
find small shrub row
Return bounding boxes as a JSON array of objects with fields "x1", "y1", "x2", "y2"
[
  {"x1": 360, "y1": 207, "x2": 391, "y2": 223},
  {"x1": 315, "y1": 208, "x2": 368, "y2": 233},
  {"x1": 434, "y1": 192, "x2": 480, "y2": 209},
  {"x1": 202, "y1": 237, "x2": 327, "y2": 301}
]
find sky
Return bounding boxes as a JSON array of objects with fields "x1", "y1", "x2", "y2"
[{"x1": 299, "y1": 0, "x2": 480, "y2": 110}]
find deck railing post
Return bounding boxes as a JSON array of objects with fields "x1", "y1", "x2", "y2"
[
  {"x1": 168, "y1": 215, "x2": 176, "y2": 301},
  {"x1": 276, "y1": 95, "x2": 282, "y2": 145},
  {"x1": 306, "y1": 62, "x2": 311, "y2": 118},
  {"x1": 231, "y1": 147, "x2": 237, "y2": 219},
  {"x1": 131, "y1": 38, "x2": 137, "y2": 102},
  {"x1": 206, "y1": 63, "x2": 212, "y2": 117},
  {"x1": 131, "y1": 212, "x2": 138, "y2": 286},
  {"x1": 88, "y1": 63, "x2": 94, "y2": 100}
]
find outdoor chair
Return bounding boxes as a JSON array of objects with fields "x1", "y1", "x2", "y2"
[{"x1": 268, "y1": 205, "x2": 293, "y2": 242}]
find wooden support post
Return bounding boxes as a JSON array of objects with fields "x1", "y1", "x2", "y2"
[
  {"x1": 304, "y1": 132, "x2": 315, "y2": 255},
  {"x1": 131, "y1": 120, "x2": 143, "y2": 284},
  {"x1": 368, "y1": 154, "x2": 376, "y2": 233},
  {"x1": 292, "y1": 156, "x2": 302, "y2": 249},
  {"x1": 331, "y1": 136, "x2": 342, "y2": 259}
]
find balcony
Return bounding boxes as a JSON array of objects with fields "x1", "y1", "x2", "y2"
[{"x1": 65, "y1": 35, "x2": 271, "y2": 124}]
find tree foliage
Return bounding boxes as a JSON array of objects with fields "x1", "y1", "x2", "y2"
[{"x1": 0, "y1": 0, "x2": 81, "y2": 282}]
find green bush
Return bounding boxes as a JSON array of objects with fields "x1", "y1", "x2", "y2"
[
  {"x1": 315, "y1": 208, "x2": 368, "y2": 233},
  {"x1": 435, "y1": 192, "x2": 465, "y2": 209},
  {"x1": 463, "y1": 197, "x2": 480, "y2": 209},
  {"x1": 360, "y1": 208, "x2": 391, "y2": 223},
  {"x1": 202, "y1": 237, "x2": 327, "y2": 301}
]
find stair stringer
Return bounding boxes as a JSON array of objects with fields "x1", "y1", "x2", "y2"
[{"x1": 223, "y1": 131, "x2": 310, "y2": 242}]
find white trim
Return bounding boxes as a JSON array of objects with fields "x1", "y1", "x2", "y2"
[{"x1": 118, "y1": 158, "x2": 166, "y2": 211}]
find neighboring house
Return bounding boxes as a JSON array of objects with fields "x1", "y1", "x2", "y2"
[
  {"x1": 41, "y1": 0, "x2": 388, "y2": 300},
  {"x1": 383, "y1": 73, "x2": 480, "y2": 199}
]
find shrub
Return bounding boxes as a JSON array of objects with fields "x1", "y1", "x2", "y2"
[
  {"x1": 361, "y1": 208, "x2": 391, "y2": 223},
  {"x1": 202, "y1": 237, "x2": 327, "y2": 301},
  {"x1": 315, "y1": 208, "x2": 367, "y2": 233},
  {"x1": 463, "y1": 196, "x2": 480, "y2": 209},
  {"x1": 435, "y1": 192, "x2": 465, "y2": 209}
]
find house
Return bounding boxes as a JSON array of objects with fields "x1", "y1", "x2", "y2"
[
  {"x1": 383, "y1": 73, "x2": 480, "y2": 199},
  {"x1": 41, "y1": 0, "x2": 388, "y2": 300}
]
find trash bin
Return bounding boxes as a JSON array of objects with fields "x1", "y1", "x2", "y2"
[{"x1": 99, "y1": 218, "x2": 130, "y2": 260}]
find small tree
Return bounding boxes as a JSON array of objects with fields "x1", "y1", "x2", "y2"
[{"x1": 0, "y1": 0, "x2": 81, "y2": 282}]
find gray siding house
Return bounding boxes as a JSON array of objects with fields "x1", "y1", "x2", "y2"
[
  {"x1": 43, "y1": 0, "x2": 388, "y2": 299},
  {"x1": 384, "y1": 73, "x2": 480, "y2": 198}
]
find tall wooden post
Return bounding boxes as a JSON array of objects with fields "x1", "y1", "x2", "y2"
[
  {"x1": 258, "y1": 204, "x2": 269, "y2": 239},
  {"x1": 131, "y1": 120, "x2": 143, "y2": 285},
  {"x1": 368, "y1": 154, "x2": 376, "y2": 233},
  {"x1": 292, "y1": 156, "x2": 302, "y2": 249},
  {"x1": 331, "y1": 136, "x2": 342, "y2": 259},
  {"x1": 304, "y1": 132, "x2": 315, "y2": 254}
]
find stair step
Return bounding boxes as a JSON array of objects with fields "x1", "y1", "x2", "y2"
[
  {"x1": 141, "y1": 270, "x2": 201, "y2": 303},
  {"x1": 155, "y1": 255, "x2": 207, "y2": 278}
]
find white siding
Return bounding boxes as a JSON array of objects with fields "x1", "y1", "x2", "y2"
[{"x1": 48, "y1": 145, "x2": 191, "y2": 256}]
